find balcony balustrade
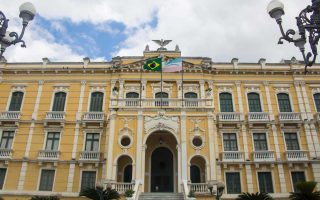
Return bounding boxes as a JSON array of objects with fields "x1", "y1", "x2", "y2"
[
  {"x1": 83, "y1": 112, "x2": 104, "y2": 121},
  {"x1": 38, "y1": 150, "x2": 60, "y2": 160},
  {"x1": 45, "y1": 111, "x2": 65, "y2": 120},
  {"x1": 79, "y1": 151, "x2": 101, "y2": 161},
  {"x1": 248, "y1": 112, "x2": 270, "y2": 123},
  {"x1": 218, "y1": 112, "x2": 242, "y2": 123},
  {"x1": 110, "y1": 99, "x2": 211, "y2": 109},
  {"x1": 0, "y1": 111, "x2": 21, "y2": 121},
  {"x1": 279, "y1": 112, "x2": 301, "y2": 122},
  {"x1": 285, "y1": 150, "x2": 308, "y2": 161},
  {"x1": 189, "y1": 183, "x2": 209, "y2": 194},
  {"x1": 222, "y1": 151, "x2": 244, "y2": 162},
  {"x1": 110, "y1": 182, "x2": 134, "y2": 194},
  {"x1": 0, "y1": 149, "x2": 13, "y2": 159},
  {"x1": 253, "y1": 151, "x2": 275, "y2": 162}
]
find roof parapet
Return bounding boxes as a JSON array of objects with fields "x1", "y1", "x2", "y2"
[
  {"x1": 42, "y1": 57, "x2": 50, "y2": 67},
  {"x1": 259, "y1": 58, "x2": 266, "y2": 69},
  {"x1": 231, "y1": 58, "x2": 239, "y2": 69},
  {"x1": 83, "y1": 57, "x2": 90, "y2": 68}
]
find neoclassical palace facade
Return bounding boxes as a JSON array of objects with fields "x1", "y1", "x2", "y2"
[{"x1": 0, "y1": 45, "x2": 320, "y2": 200}]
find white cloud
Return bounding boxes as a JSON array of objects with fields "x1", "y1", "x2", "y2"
[{"x1": 0, "y1": 0, "x2": 315, "y2": 63}]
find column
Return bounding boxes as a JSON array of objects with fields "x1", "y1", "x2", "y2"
[
  {"x1": 135, "y1": 110, "x2": 143, "y2": 181},
  {"x1": 119, "y1": 79, "x2": 124, "y2": 99},
  {"x1": 236, "y1": 82, "x2": 248, "y2": 158},
  {"x1": 199, "y1": 80, "x2": 205, "y2": 99},
  {"x1": 106, "y1": 110, "x2": 117, "y2": 181},
  {"x1": 207, "y1": 111, "x2": 217, "y2": 180},
  {"x1": 141, "y1": 145, "x2": 147, "y2": 192},
  {"x1": 294, "y1": 81, "x2": 307, "y2": 120},
  {"x1": 67, "y1": 80, "x2": 86, "y2": 192},
  {"x1": 176, "y1": 80, "x2": 182, "y2": 99},
  {"x1": 304, "y1": 124, "x2": 316, "y2": 158},
  {"x1": 181, "y1": 111, "x2": 188, "y2": 181},
  {"x1": 17, "y1": 80, "x2": 44, "y2": 191},
  {"x1": 177, "y1": 144, "x2": 182, "y2": 192},
  {"x1": 300, "y1": 81, "x2": 313, "y2": 120},
  {"x1": 245, "y1": 165, "x2": 253, "y2": 193}
]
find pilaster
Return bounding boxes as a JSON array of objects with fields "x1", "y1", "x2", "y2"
[
  {"x1": 245, "y1": 165, "x2": 253, "y2": 193},
  {"x1": 304, "y1": 124, "x2": 316, "y2": 158},
  {"x1": 294, "y1": 81, "x2": 307, "y2": 120},
  {"x1": 119, "y1": 79, "x2": 124, "y2": 99},
  {"x1": 264, "y1": 82, "x2": 274, "y2": 121},
  {"x1": 199, "y1": 80, "x2": 205, "y2": 99},
  {"x1": 106, "y1": 110, "x2": 117, "y2": 180},
  {"x1": 181, "y1": 111, "x2": 188, "y2": 181},
  {"x1": 207, "y1": 112, "x2": 216, "y2": 180},
  {"x1": 300, "y1": 81, "x2": 313, "y2": 120},
  {"x1": 135, "y1": 110, "x2": 143, "y2": 181}
]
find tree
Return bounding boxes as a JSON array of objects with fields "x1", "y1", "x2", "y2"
[
  {"x1": 79, "y1": 186, "x2": 120, "y2": 200},
  {"x1": 30, "y1": 196, "x2": 60, "y2": 200},
  {"x1": 237, "y1": 192, "x2": 273, "y2": 200},
  {"x1": 289, "y1": 181, "x2": 320, "y2": 200}
]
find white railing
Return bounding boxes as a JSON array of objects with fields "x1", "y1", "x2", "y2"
[
  {"x1": 279, "y1": 112, "x2": 301, "y2": 121},
  {"x1": 110, "y1": 99, "x2": 211, "y2": 108},
  {"x1": 83, "y1": 112, "x2": 104, "y2": 121},
  {"x1": 79, "y1": 151, "x2": 101, "y2": 161},
  {"x1": 45, "y1": 111, "x2": 65, "y2": 120},
  {"x1": 38, "y1": 150, "x2": 60, "y2": 160},
  {"x1": 183, "y1": 180, "x2": 190, "y2": 200},
  {"x1": 0, "y1": 111, "x2": 21, "y2": 120},
  {"x1": 222, "y1": 151, "x2": 244, "y2": 161},
  {"x1": 0, "y1": 149, "x2": 13, "y2": 159},
  {"x1": 286, "y1": 150, "x2": 308, "y2": 161},
  {"x1": 218, "y1": 112, "x2": 242, "y2": 122},
  {"x1": 111, "y1": 182, "x2": 134, "y2": 194},
  {"x1": 248, "y1": 112, "x2": 270, "y2": 122},
  {"x1": 253, "y1": 151, "x2": 275, "y2": 161},
  {"x1": 190, "y1": 183, "x2": 208, "y2": 194},
  {"x1": 132, "y1": 180, "x2": 141, "y2": 200}
]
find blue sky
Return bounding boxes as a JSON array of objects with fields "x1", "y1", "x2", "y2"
[{"x1": 1, "y1": 0, "x2": 313, "y2": 63}]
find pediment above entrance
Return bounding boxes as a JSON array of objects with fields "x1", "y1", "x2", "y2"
[{"x1": 144, "y1": 112, "x2": 179, "y2": 135}]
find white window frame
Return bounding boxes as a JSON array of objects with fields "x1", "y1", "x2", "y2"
[
  {"x1": 281, "y1": 130, "x2": 302, "y2": 151},
  {"x1": 0, "y1": 128, "x2": 17, "y2": 150},
  {"x1": 289, "y1": 169, "x2": 308, "y2": 192},
  {"x1": 6, "y1": 85, "x2": 26, "y2": 112},
  {"x1": 250, "y1": 131, "x2": 270, "y2": 151},
  {"x1": 256, "y1": 170, "x2": 275, "y2": 194},
  {"x1": 221, "y1": 131, "x2": 240, "y2": 152},
  {"x1": 87, "y1": 86, "x2": 106, "y2": 112},
  {"x1": 82, "y1": 129, "x2": 102, "y2": 152},
  {"x1": 42, "y1": 129, "x2": 63, "y2": 151},
  {"x1": 49, "y1": 86, "x2": 69, "y2": 112},
  {"x1": 79, "y1": 169, "x2": 98, "y2": 192},
  {"x1": 224, "y1": 170, "x2": 243, "y2": 194},
  {"x1": 245, "y1": 87, "x2": 265, "y2": 112},
  {"x1": 274, "y1": 88, "x2": 294, "y2": 113},
  {"x1": 37, "y1": 167, "x2": 57, "y2": 192}
]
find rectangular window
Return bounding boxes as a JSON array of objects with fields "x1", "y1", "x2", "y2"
[
  {"x1": 223, "y1": 133, "x2": 238, "y2": 151},
  {"x1": 253, "y1": 133, "x2": 268, "y2": 151},
  {"x1": 285, "y1": 133, "x2": 300, "y2": 150},
  {"x1": 45, "y1": 132, "x2": 60, "y2": 151},
  {"x1": 0, "y1": 131, "x2": 14, "y2": 149},
  {"x1": 85, "y1": 133, "x2": 100, "y2": 151},
  {"x1": 81, "y1": 171, "x2": 96, "y2": 191},
  {"x1": 39, "y1": 169, "x2": 55, "y2": 191},
  {"x1": 220, "y1": 93, "x2": 233, "y2": 112},
  {"x1": 258, "y1": 172, "x2": 274, "y2": 193},
  {"x1": 0, "y1": 168, "x2": 6, "y2": 189},
  {"x1": 52, "y1": 92, "x2": 66, "y2": 111},
  {"x1": 226, "y1": 172, "x2": 241, "y2": 194},
  {"x1": 291, "y1": 171, "x2": 306, "y2": 192}
]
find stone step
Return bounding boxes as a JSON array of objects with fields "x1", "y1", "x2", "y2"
[{"x1": 139, "y1": 192, "x2": 184, "y2": 200}]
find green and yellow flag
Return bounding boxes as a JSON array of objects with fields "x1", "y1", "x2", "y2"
[{"x1": 144, "y1": 57, "x2": 162, "y2": 71}]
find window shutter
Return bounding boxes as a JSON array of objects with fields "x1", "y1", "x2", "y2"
[
  {"x1": 39, "y1": 170, "x2": 55, "y2": 191},
  {"x1": 219, "y1": 93, "x2": 233, "y2": 112},
  {"x1": 9, "y1": 92, "x2": 24, "y2": 111},
  {"x1": 248, "y1": 93, "x2": 262, "y2": 112},
  {"x1": 52, "y1": 92, "x2": 66, "y2": 111},
  {"x1": 277, "y1": 93, "x2": 292, "y2": 112},
  {"x1": 90, "y1": 92, "x2": 104, "y2": 112}
]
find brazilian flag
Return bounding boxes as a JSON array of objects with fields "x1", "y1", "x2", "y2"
[{"x1": 144, "y1": 57, "x2": 162, "y2": 71}]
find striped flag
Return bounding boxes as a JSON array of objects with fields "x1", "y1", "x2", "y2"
[{"x1": 162, "y1": 58, "x2": 183, "y2": 72}]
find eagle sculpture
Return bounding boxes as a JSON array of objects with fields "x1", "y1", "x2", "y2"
[{"x1": 152, "y1": 39, "x2": 172, "y2": 51}]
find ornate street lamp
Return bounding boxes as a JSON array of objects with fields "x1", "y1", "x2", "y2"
[
  {"x1": 0, "y1": 2, "x2": 36, "y2": 59},
  {"x1": 208, "y1": 181, "x2": 225, "y2": 200},
  {"x1": 267, "y1": 0, "x2": 320, "y2": 73}
]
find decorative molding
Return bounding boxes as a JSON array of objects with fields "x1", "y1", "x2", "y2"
[{"x1": 144, "y1": 113, "x2": 179, "y2": 135}]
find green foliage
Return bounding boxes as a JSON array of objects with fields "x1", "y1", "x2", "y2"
[
  {"x1": 237, "y1": 192, "x2": 273, "y2": 200},
  {"x1": 79, "y1": 186, "x2": 120, "y2": 200},
  {"x1": 188, "y1": 190, "x2": 195, "y2": 198},
  {"x1": 289, "y1": 181, "x2": 320, "y2": 200},
  {"x1": 124, "y1": 189, "x2": 135, "y2": 197},
  {"x1": 30, "y1": 196, "x2": 60, "y2": 200}
]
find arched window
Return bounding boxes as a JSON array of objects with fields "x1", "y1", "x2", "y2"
[
  {"x1": 277, "y1": 93, "x2": 292, "y2": 112},
  {"x1": 219, "y1": 92, "x2": 233, "y2": 112},
  {"x1": 126, "y1": 92, "x2": 139, "y2": 99},
  {"x1": 155, "y1": 92, "x2": 169, "y2": 107},
  {"x1": 9, "y1": 91, "x2": 24, "y2": 111},
  {"x1": 52, "y1": 92, "x2": 66, "y2": 111},
  {"x1": 314, "y1": 93, "x2": 320, "y2": 112},
  {"x1": 247, "y1": 92, "x2": 262, "y2": 112},
  {"x1": 190, "y1": 165, "x2": 201, "y2": 183},
  {"x1": 123, "y1": 165, "x2": 132, "y2": 183},
  {"x1": 184, "y1": 92, "x2": 197, "y2": 99},
  {"x1": 89, "y1": 92, "x2": 104, "y2": 112},
  {"x1": 184, "y1": 92, "x2": 198, "y2": 107}
]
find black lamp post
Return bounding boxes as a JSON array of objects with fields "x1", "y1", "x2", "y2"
[
  {"x1": 267, "y1": 0, "x2": 320, "y2": 73},
  {"x1": 0, "y1": 2, "x2": 36, "y2": 59}
]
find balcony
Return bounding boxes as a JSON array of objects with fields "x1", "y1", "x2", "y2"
[
  {"x1": 38, "y1": 150, "x2": 60, "y2": 162},
  {"x1": 222, "y1": 151, "x2": 244, "y2": 162},
  {"x1": 110, "y1": 182, "x2": 134, "y2": 194},
  {"x1": 189, "y1": 183, "x2": 210, "y2": 194},
  {"x1": 253, "y1": 151, "x2": 275, "y2": 162},
  {"x1": 0, "y1": 149, "x2": 13, "y2": 160},
  {"x1": 82, "y1": 112, "x2": 104, "y2": 127},
  {"x1": 0, "y1": 111, "x2": 21, "y2": 126},
  {"x1": 110, "y1": 99, "x2": 213, "y2": 109},
  {"x1": 285, "y1": 150, "x2": 308, "y2": 161},
  {"x1": 217, "y1": 112, "x2": 243, "y2": 128},
  {"x1": 44, "y1": 111, "x2": 65, "y2": 127},
  {"x1": 248, "y1": 112, "x2": 270, "y2": 126},
  {"x1": 79, "y1": 151, "x2": 101, "y2": 166},
  {"x1": 278, "y1": 112, "x2": 302, "y2": 125}
]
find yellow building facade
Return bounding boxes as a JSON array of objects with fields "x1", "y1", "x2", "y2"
[{"x1": 0, "y1": 45, "x2": 320, "y2": 200}]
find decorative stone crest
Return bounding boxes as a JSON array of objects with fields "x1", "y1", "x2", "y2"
[{"x1": 144, "y1": 111, "x2": 179, "y2": 135}]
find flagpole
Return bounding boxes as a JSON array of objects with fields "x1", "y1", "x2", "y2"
[{"x1": 160, "y1": 63, "x2": 163, "y2": 109}]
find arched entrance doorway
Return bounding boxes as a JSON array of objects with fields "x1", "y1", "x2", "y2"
[
  {"x1": 116, "y1": 155, "x2": 133, "y2": 183},
  {"x1": 151, "y1": 147, "x2": 173, "y2": 192},
  {"x1": 144, "y1": 131, "x2": 178, "y2": 192}
]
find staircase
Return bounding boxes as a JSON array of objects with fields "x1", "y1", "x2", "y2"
[{"x1": 139, "y1": 193, "x2": 184, "y2": 200}]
